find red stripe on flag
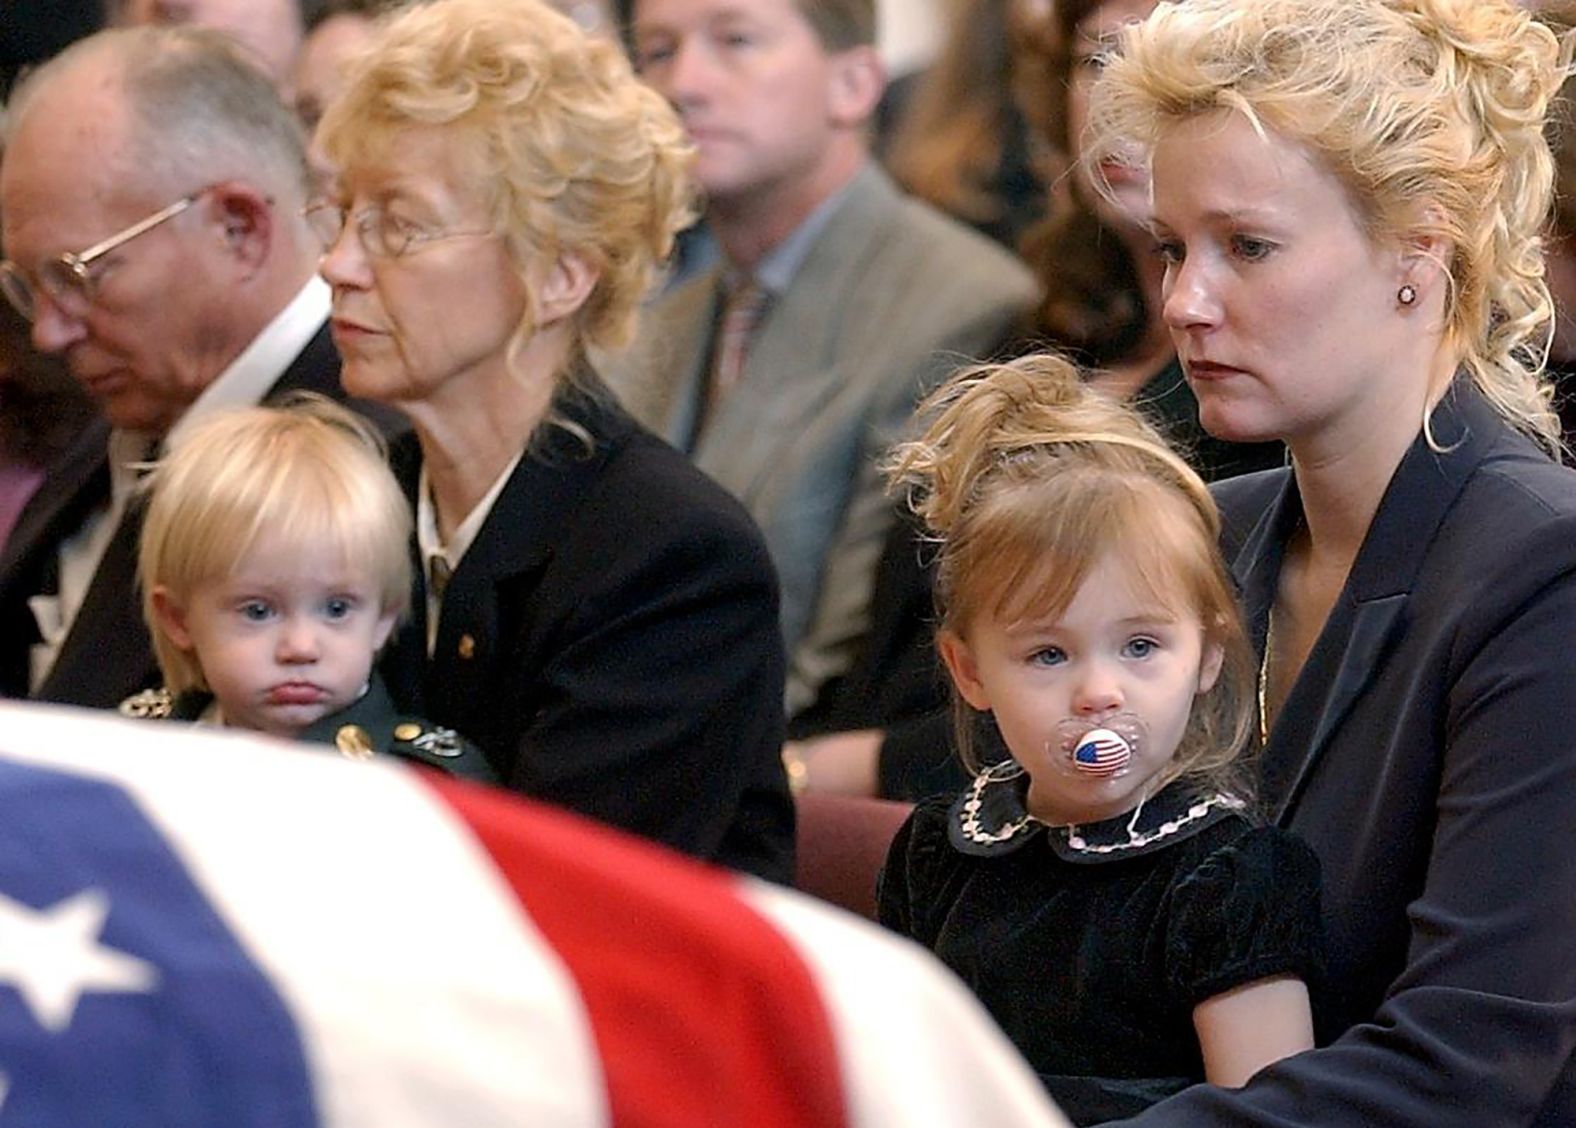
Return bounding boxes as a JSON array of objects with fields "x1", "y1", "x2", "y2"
[{"x1": 425, "y1": 776, "x2": 849, "y2": 1128}]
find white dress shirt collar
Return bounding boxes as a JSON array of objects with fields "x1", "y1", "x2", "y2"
[
  {"x1": 416, "y1": 451, "x2": 525, "y2": 655},
  {"x1": 163, "y1": 275, "x2": 331, "y2": 452}
]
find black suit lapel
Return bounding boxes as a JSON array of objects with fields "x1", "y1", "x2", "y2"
[
  {"x1": 377, "y1": 434, "x2": 430, "y2": 713},
  {"x1": 0, "y1": 420, "x2": 112, "y2": 698},
  {"x1": 0, "y1": 417, "x2": 111, "y2": 594},
  {"x1": 1263, "y1": 594, "x2": 1407, "y2": 819},
  {"x1": 34, "y1": 493, "x2": 155, "y2": 707},
  {"x1": 1236, "y1": 477, "x2": 1410, "y2": 816},
  {"x1": 1247, "y1": 384, "x2": 1503, "y2": 821},
  {"x1": 413, "y1": 379, "x2": 630, "y2": 723},
  {"x1": 1229, "y1": 471, "x2": 1299, "y2": 806},
  {"x1": 268, "y1": 320, "x2": 340, "y2": 397}
]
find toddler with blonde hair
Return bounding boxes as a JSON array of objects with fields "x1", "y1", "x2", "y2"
[{"x1": 125, "y1": 395, "x2": 495, "y2": 782}]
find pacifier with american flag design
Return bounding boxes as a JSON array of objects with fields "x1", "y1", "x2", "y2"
[{"x1": 1055, "y1": 714, "x2": 1147, "y2": 778}]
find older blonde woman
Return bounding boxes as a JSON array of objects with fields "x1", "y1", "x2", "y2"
[
  {"x1": 1092, "y1": 0, "x2": 1576, "y2": 1123},
  {"x1": 313, "y1": 0, "x2": 792, "y2": 880}
]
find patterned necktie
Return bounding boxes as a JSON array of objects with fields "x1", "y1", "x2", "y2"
[
  {"x1": 429, "y1": 554, "x2": 453, "y2": 603},
  {"x1": 708, "y1": 279, "x2": 769, "y2": 417}
]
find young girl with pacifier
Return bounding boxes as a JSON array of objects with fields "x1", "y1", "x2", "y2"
[{"x1": 877, "y1": 353, "x2": 1323, "y2": 1125}]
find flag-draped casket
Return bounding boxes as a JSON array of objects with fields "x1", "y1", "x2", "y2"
[{"x1": 0, "y1": 702, "x2": 1068, "y2": 1127}]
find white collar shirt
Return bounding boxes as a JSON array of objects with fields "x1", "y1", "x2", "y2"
[{"x1": 415, "y1": 450, "x2": 524, "y2": 657}]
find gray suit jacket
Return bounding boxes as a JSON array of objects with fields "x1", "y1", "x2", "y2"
[{"x1": 602, "y1": 165, "x2": 1036, "y2": 713}]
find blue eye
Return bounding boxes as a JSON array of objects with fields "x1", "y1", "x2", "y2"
[
  {"x1": 323, "y1": 597, "x2": 355, "y2": 620},
  {"x1": 1123, "y1": 637, "x2": 1159, "y2": 659},
  {"x1": 238, "y1": 600, "x2": 273, "y2": 622},
  {"x1": 1231, "y1": 234, "x2": 1276, "y2": 262},
  {"x1": 1030, "y1": 647, "x2": 1067, "y2": 667}
]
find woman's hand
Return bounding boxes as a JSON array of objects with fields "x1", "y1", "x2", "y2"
[{"x1": 782, "y1": 729, "x2": 884, "y2": 797}]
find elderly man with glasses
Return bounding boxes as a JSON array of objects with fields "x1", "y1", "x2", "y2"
[{"x1": 0, "y1": 24, "x2": 394, "y2": 709}]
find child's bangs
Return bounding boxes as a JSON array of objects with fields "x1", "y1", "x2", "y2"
[
  {"x1": 257, "y1": 476, "x2": 376, "y2": 571},
  {"x1": 245, "y1": 460, "x2": 407, "y2": 597},
  {"x1": 975, "y1": 474, "x2": 1214, "y2": 629},
  {"x1": 984, "y1": 532, "x2": 1095, "y2": 628},
  {"x1": 169, "y1": 432, "x2": 410, "y2": 611}
]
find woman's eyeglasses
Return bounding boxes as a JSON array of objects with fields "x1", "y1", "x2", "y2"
[{"x1": 303, "y1": 203, "x2": 495, "y2": 259}]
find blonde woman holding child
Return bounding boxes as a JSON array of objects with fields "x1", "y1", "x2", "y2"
[
  {"x1": 878, "y1": 354, "x2": 1323, "y2": 1125},
  {"x1": 127, "y1": 395, "x2": 496, "y2": 782},
  {"x1": 1085, "y1": 0, "x2": 1576, "y2": 1122}
]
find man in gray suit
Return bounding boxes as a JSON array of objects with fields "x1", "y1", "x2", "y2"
[{"x1": 609, "y1": 0, "x2": 1036, "y2": 717}]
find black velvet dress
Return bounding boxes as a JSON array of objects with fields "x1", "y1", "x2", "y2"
[{"x1": 878, "y1": 771, "x2": 1324, "y2": 1125}]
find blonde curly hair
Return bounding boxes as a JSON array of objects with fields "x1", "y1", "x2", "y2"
[
  {"x1": 1090, "y1": 0, "x2": 1569, "y2": 454},
  {"x1": 887, "y1": 352, "x2": 1255, "y2": 791},
  {"x1": 316, "y1": 0, "x2": 696, "y2": 357}
]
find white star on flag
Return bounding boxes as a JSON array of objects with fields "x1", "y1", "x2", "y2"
[{"x1": 0, "y1": 888, "x2": 158, "y2": 1032}]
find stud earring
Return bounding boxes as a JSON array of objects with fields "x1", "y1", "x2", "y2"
[{"x1": 1398, "y1": 284, "x2": 1418, "y2": 306}]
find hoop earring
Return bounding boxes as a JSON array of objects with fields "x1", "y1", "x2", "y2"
[{"x1": 1397, "y1": 284, "x2": 1418, "y2": 307}]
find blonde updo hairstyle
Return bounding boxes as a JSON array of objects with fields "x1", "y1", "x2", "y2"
[
  {"x1": 316, "y1": 0, "x2": 695, "y2": 359},
  {"x1": 888, "y1": 353, "x2": 1255, "y2": 791},
  {"x1": 139, "y1": 396, "x2": 413, "y2": 696},
  {"x1": 1090, "y1": 0, "x2": 1569, "y2": 454}
]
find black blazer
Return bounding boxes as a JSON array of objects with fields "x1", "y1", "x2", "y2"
[
  {"x1": 379, "y1": 377, "x2": 795, "y2": 884},
  {"x1": 0, "y1": 321, "x2": 385, "y2": 708},
  {"x1": 1117, "y1": 383, "x2": 1576, "y2": 1126}
]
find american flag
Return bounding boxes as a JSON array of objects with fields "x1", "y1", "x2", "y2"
[
  {"x1": 0, "y1": 702, "x2": 1069, "y2": 1128},
  {"x1": 1071, "y1": 729, "x2": 1132, "y2": 777}
]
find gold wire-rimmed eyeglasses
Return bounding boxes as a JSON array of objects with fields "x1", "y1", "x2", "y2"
[
  {"x1": 303, "y1": 202, "x2": 496, "y2": 259},
  {"x1": 0, "y1": 192, "x2": 205, "y2": 322}
]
